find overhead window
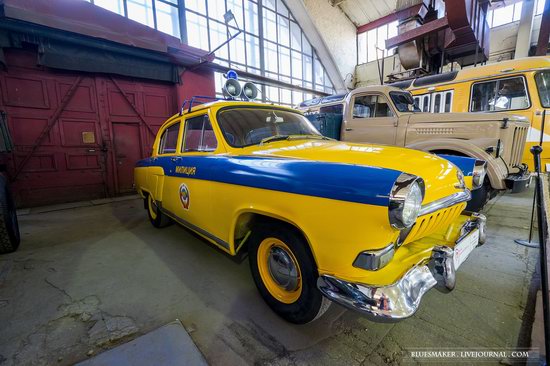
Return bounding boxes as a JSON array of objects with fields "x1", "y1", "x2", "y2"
[
  {"x1": 83, "y1": 0, "x2": 334, "y2": 104},
  {"x1": 357, "y1": 20, "x2": 398, "y2": 64},
  {"x1": 183, "y1": 115, "x2": 218, "y2": 152},
  {"x1": 470, "y1": 77, "x2": 530, "y2": 112},
  {"x1": 159, "y1": 123, "x2": 181, "y2": 154},
  {"x1": 486, "y1": 0, "x2": 545, "y2": 28}
]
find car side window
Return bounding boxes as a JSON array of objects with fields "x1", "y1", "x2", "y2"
[
  {"x1": 353, "y1": 95, "x2": 394, "y2": 118},
  {"x1": 158, "y1": 122, "x2": 180, "y2": 154},
  {"x1": 182, "y1": 115, "x2": 218, "y2": 152}
]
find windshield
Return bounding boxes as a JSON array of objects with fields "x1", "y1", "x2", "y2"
[
  {"x1": 217, "y1": 107, "x2": 324, "y2": 147},
  {"x1": 535, "y1": 70, "x2": 550, "y2": 108},
  {"x1": 390, "y1": 91, "x2": 421, "y2": 112}
]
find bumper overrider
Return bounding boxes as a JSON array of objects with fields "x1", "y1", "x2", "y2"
[
  {"x1": 317, "y1": 212, "x2": 486, "y2": 322},
  {"x1": 505, "y1": 164, "x2": 531, "y2": 193}
]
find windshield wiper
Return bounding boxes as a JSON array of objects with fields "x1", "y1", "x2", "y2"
[
  {"x1": 260, "y1": 134, "x2": 333, "y2": 145},
  {"x1": 287, "y1": 134, "x2": 333, "y2": 141},
  {"x1": 260, "y1": 135, "x2": 290, "y2": 145}
]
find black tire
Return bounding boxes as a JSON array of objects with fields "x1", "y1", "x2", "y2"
[
  {"x1": 248, "y1": 222, "x2": 330, "y2": 324},
  {"x1": 146, "y1": 194, "x2": 172, "y2": 228},
  {"x1": 466, "y1": 178, "x2": 490, "y2": 212},
  {"x1": 0, "y1": 179, "x2": 20, "y2": 254}
]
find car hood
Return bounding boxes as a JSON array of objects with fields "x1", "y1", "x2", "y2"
[{"x1": 237, "y1": 140, "x2": 464, "y2": 204}]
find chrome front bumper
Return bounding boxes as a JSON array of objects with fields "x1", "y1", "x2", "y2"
[{"x1": 317, "y1": 214, "x2": 486, "y2": 321}]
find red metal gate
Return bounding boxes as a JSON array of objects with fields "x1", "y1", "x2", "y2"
[{"x1": 0, "y1": 48, "x2": 212, "y2": 207}]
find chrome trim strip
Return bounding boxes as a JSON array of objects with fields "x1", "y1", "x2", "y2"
[
  {"x1": 157, "y1": 203, "x2": 230, "y2": 250},
  {"x1": 317, "y1": 217, "x2": 481, "y2": 321},
  {"x1": 419, "y1": 190, "x2": 471, "y2": 216}
]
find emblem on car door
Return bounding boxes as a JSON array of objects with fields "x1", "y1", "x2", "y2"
[{"x1": 179, "y1": 183, "x2": 190, "y2": 210}]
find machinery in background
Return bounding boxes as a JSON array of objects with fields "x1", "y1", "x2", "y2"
[{"x1": 385, "y1": 0, "x2": 490, "y2": 81}]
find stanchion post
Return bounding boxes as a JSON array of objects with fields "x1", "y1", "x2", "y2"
[{"x1": 532, "y1": 145, "x2": 550, "y2": 365}]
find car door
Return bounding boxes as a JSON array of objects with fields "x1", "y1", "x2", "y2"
[
  {"x1": 342, "y1": 93, "x2": 399, "y2": 145},
  {"x1": 156, "y1": 120, "x2": 184, "y2": 215},
  {"x1": 166, "y1": 113, "x2": 219, "y2": 234}
]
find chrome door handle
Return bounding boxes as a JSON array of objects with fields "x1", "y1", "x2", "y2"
[{"x1": 170, "y1": 157, "x2": 181, "y2": 162}]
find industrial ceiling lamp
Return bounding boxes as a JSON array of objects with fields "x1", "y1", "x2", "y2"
[{"x1": 199, "y1": 10, "x2": 242, "y2": 64}]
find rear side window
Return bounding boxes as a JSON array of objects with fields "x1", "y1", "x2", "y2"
[
  {"x1": 183, "y1": 115, "x2": 218, "y2": 152},
  {"x1": 422, "y1": 95, "x2": 430, "y2": 112},
  {"x1": 444, "y1": 92, "x2": 452, "y2": 112},
  {"x1": 433, "y1": 94, "x2": 441, "y2": 113},
  {"x1": 158, "y1": 123, "x2": 180, "y2": 154},
  {"x1": 470, "y1": 76, "x2": 530, "y2": 112}
]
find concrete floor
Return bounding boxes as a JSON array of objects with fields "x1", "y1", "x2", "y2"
[{"x1": 0, "y1": 189, "x2": 540, "y2": 365}]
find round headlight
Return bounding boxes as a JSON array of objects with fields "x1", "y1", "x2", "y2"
[
  {"x1": 472, "y1": 160, "x2": 487, "y2": 189},
  {"x1": 389, "y1": 173, "x2": 425, "y2": 229}
]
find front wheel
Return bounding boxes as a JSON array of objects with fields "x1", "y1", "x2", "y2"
[
  {"x1": 146, "y1": 194, "x2": 172, "y2": 228},
  {"x1": 248, "y1": 222, "x2": 330, "y2": 324}
]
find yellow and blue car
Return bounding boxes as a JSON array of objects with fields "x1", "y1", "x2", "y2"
[{"x1": 134, "y1": 99, "x2": 487, "y2": 324}]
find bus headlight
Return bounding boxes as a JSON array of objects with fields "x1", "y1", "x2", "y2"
[
  {"x1": 472, "y1": 160, "x2": 487, "y2": 189},
  {"x1": 389, "y1": 173, "x2": 425, "y2": 229}
]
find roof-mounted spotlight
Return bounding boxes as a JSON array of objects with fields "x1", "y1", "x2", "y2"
[
  {"x1": 223, "y1": 78, "x2": 242, "y2": 99},
  {"x1": 242, "y1": 82, "x2": 258, "y2": 100}
]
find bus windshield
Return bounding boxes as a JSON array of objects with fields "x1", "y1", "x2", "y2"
[{"x1": 535, "y1": 70, "x2": 550, "y2": 108}]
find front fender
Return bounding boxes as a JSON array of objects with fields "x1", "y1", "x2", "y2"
[{"x1": 406, "y1": 139, "x2": 507, "y2": 190}]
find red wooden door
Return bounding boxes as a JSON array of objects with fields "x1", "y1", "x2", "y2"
[
  {"x1": 0, "y1": 47, "x2": 210, "y2": 207},
  {"x1": 112, "y1": 123, "x2": 142, "y2": 193}
]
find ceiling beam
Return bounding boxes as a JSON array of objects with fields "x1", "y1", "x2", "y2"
[{"x1": 356, "y1": 3, "x2": 425, "y2": 34}]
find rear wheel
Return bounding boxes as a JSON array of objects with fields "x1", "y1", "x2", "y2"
[
  {"x1": 248, "y1": 222, "x2": 330, "y2": 324},
  {"x1": 146, "y1": 194, "x2": 172, "y2": 228}
]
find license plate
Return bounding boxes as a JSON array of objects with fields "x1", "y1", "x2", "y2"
[{"x1": 453, "y1": 229, "x2": 479, "y2": 269}]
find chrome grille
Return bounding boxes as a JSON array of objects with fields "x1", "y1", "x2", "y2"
[
  {"x1": 404, "y1": 202, "x2": 466, "y2": 244},
  {"x1": 509, "y1": 126, "x2": 528, "y2": 168}
]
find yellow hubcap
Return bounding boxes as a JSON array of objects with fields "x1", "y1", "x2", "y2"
[
  {"x1": 257, "y1": 238, "x2": 302, "y2": 304},
  {"x1": 148, "y1": 195, "x2": 158, "y2": 220}
]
